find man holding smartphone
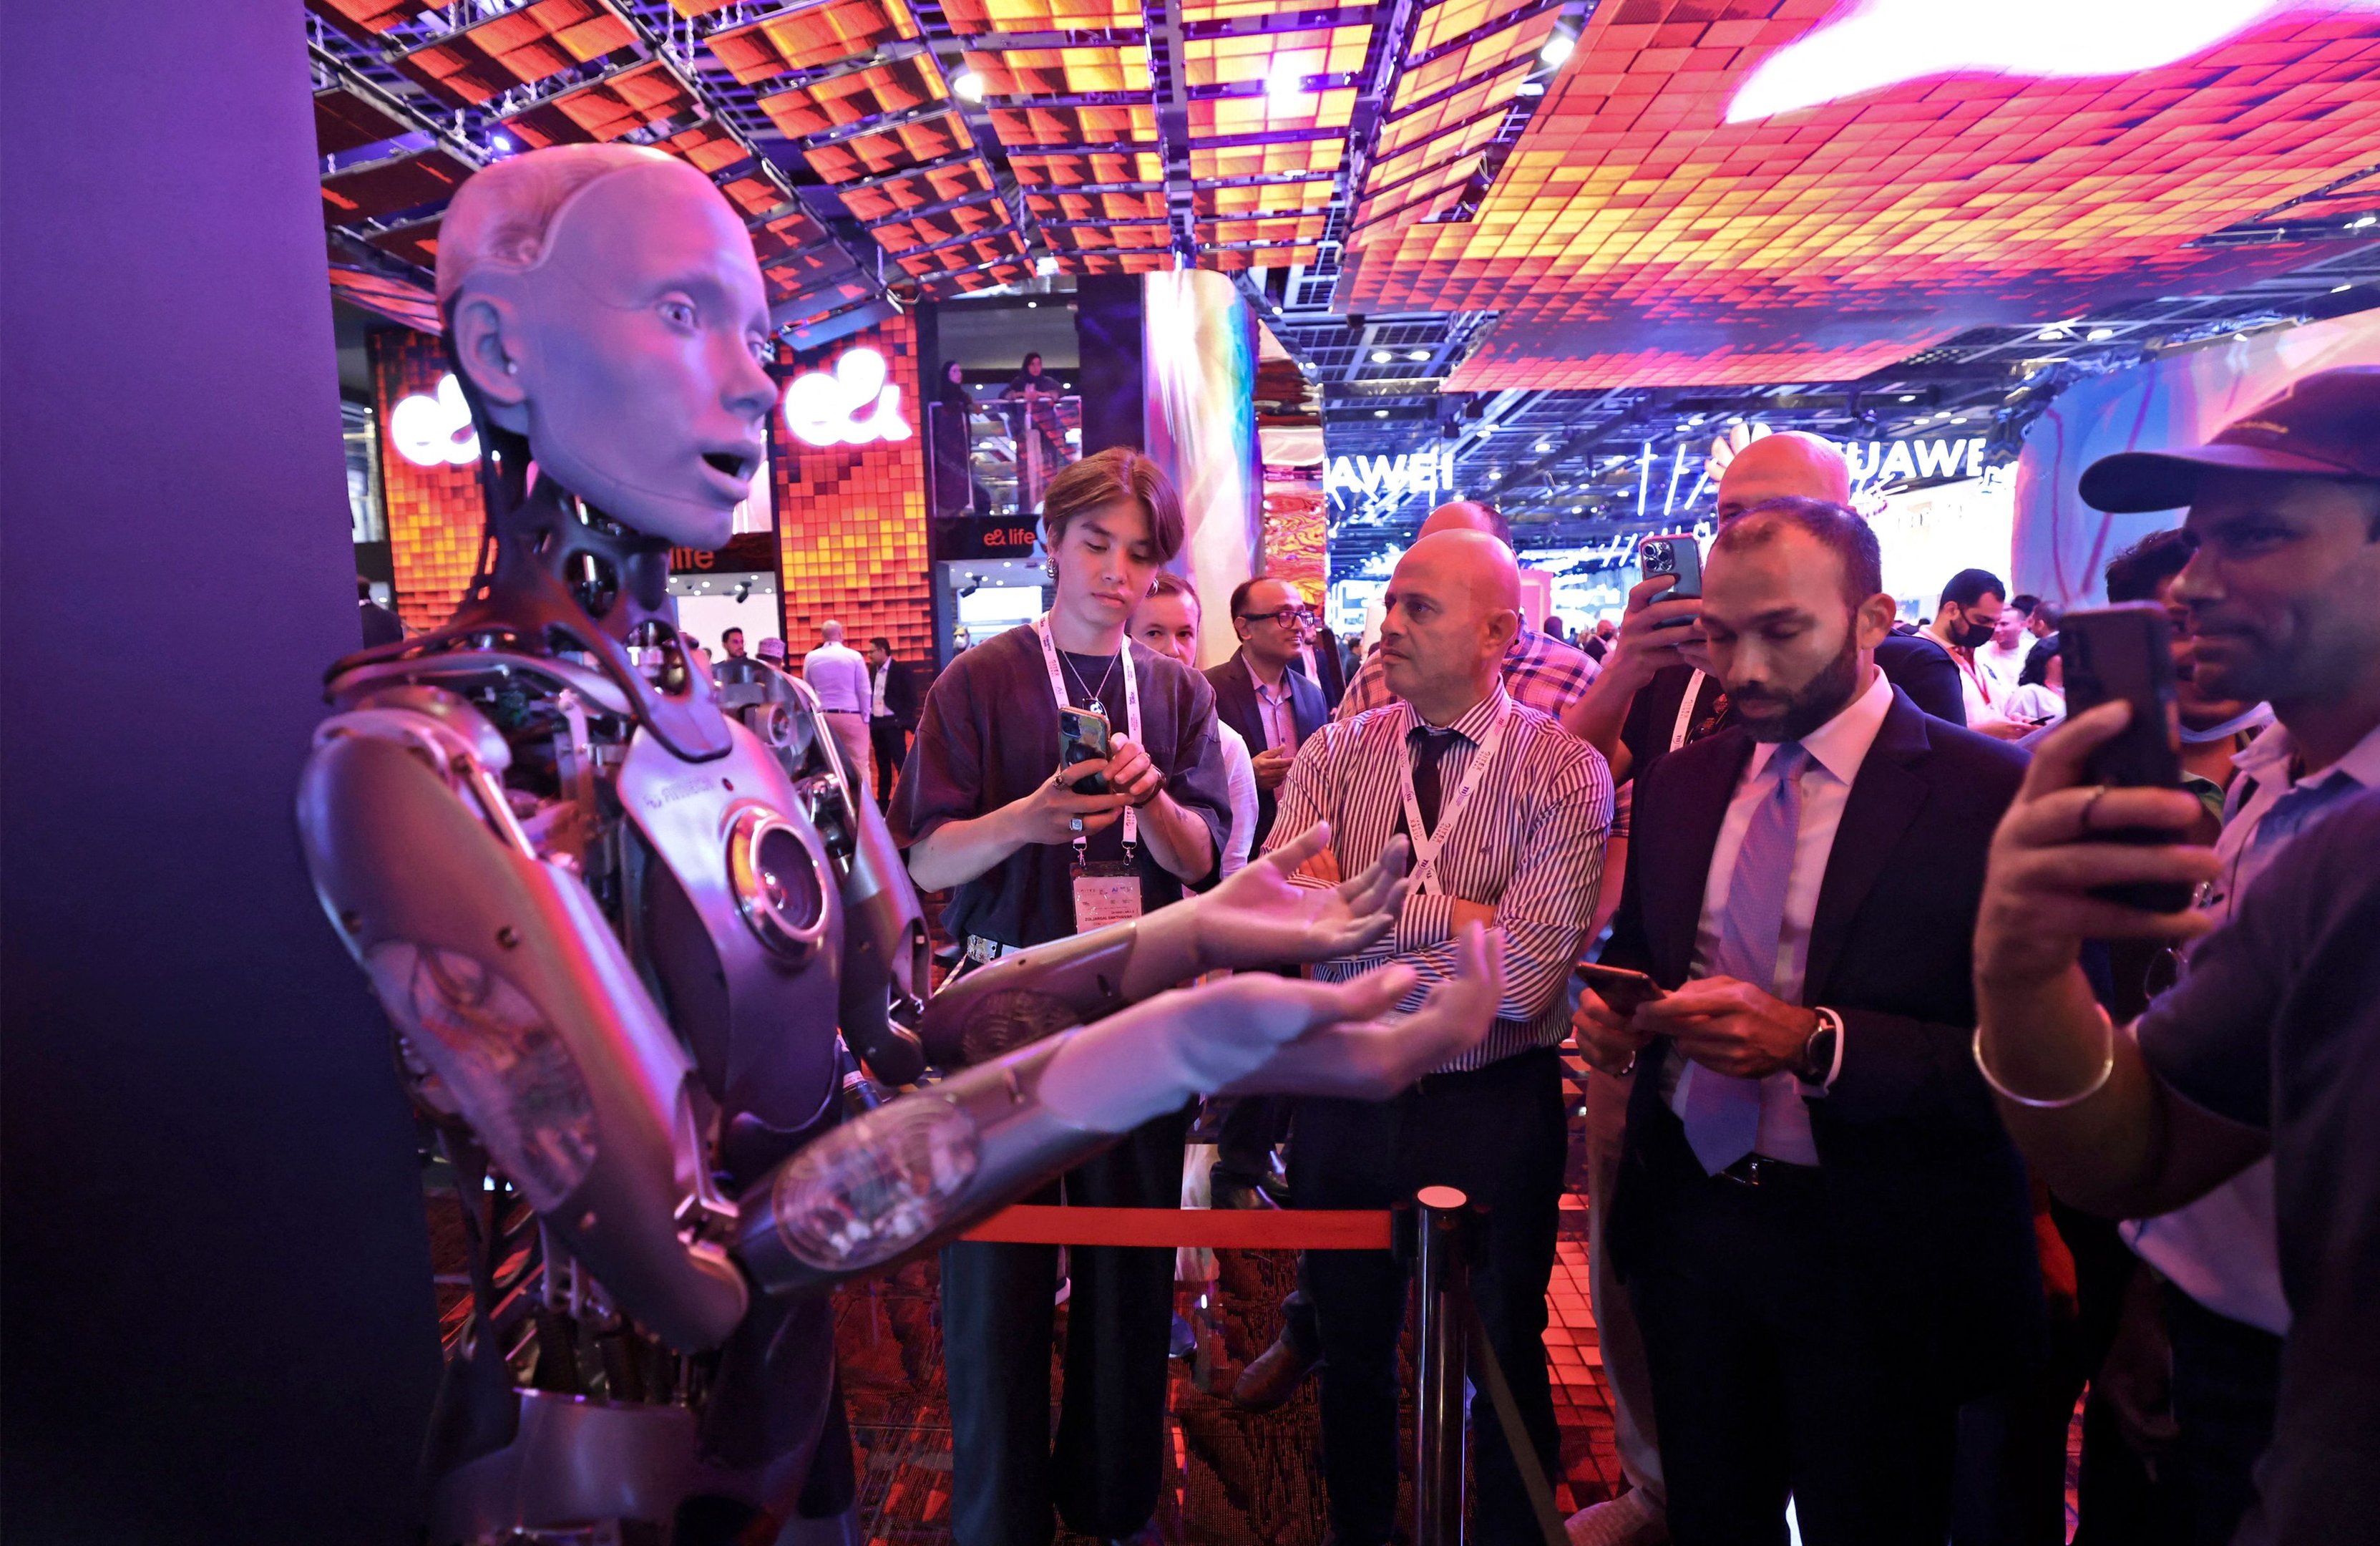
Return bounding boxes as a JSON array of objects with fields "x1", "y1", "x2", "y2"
[
  {"x1": 1577, "y1": 498, "x2": 2038, "y2": 1542},
  {"x1": 891, "y1": 447, "x2": 1231, "y2": 1546},
  {"x1": 1980, "y1": 366, "x2": 2380, "y2": 1543}
]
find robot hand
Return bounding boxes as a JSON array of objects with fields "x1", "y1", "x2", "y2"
[
  {"x1": 1189, "y1": 824, "x2": 1413, "y2": 976},
  {"x1": 1040, "y1": 922, "x2": 1501, "y2": 1133}
]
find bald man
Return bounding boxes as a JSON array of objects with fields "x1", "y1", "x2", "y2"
[
  {"x1": 802, "y1": 618, "x2": 875, "y2": 799},
  {"x1": 1266, "y1": 529, "x2": 1613, "y2": 1546},
  {"x1": 1332, "y1": 500, "x2": 1601, "y2": 722}
]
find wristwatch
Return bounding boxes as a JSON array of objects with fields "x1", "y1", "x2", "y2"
[{"x1": 1797, "y1": 1008, "x2": 1841, "y2": 1086}]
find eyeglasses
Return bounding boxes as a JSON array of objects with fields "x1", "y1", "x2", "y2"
[{"x1": 1237, "y1": 607, "x2": 1315, "y2": 629}]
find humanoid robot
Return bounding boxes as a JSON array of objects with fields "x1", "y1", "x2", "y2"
[{"x1": 296, "y1": 145, "x2": 1496, "y2": 1545}]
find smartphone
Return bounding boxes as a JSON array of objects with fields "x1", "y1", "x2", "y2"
[
  {"x1": 1576, "y1": 962, "x2": 1667, "y2": 1018},
  {"x1": 1056, "y1": 705, "x2": 1112, "y2": 797},
  {"x1": 1637, "y1": 535, "x2": 1703, "y2": 628},
  {"x1": 2058, "y1": 603, "x2": 2193, "y2": 913}
]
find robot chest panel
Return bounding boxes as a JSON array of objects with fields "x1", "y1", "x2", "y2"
[{"x1": 616, "y1": 721, "x2": 844, "y2": 1138}]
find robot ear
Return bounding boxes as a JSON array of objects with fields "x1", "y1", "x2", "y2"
[{"x1": 449, "y1": 291, "x2": 530, "y2": 432}]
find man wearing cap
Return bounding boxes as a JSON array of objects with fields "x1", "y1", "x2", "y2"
[{"x1": 1981, "y1": 365, "x2": 2380, "y2": 1544}]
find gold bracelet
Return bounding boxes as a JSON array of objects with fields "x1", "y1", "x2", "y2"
[{"x1": 1972, "y1": 1008, "x2": 2115, "y2": 1109}]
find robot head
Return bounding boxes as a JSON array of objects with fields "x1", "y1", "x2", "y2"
[{"x1": 437, "y1": 145, "x2": 778, "y2": 550}]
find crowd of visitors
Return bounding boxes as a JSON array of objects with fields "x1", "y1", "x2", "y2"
[{"x1": 686, "y1": 366, "x2": 2380, "y2": 1546}]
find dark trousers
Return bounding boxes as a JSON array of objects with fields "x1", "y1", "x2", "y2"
[
  {"x1": 1290, "y1": 1046, "x2": 1566, "y2": 1546},
  {"x1": 941, "y1": 1104, "x2": 1191, "y2": 1546},
  {"x1": 2162, "y1": 1282, "x2": 2283, "y2": 1546},
  {"x1": 1212, "y1": 1094, "x2": 1290, "y2": 1191},
  {"x1": 1628, "y1": 1112, "x2": 1958, "y2": 1546},
  {"x1": 869, "y1": 716, "x2": 907, "y2": 805}
]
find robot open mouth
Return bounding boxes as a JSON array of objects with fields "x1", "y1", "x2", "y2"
[{"x1": 703, "y1": 450, "x2": 753, "y2": 480}]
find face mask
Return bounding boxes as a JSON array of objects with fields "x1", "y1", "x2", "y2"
[{"x1": 1951, "y1": 613, "x2": 1995, "y2": 649}]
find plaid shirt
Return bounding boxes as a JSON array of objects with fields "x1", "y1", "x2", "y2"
[
  {"x1": 1334, "y1": 623, "x2": 1600, "y2": 723},
  {"x1": 1268, "y1": 687, "x2": 1612, "y2": 1071}
]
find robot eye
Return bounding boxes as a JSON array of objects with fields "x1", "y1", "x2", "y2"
[{"x1": 727, "y1": 808, "x2": 830, "y2": 963}]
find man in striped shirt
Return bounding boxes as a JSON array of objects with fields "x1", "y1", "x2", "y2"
[
  {"x1": 1270, "y1": 528, "x2": 1613, "y2": 1546},
  {"x1": 1334, "y1": 500, "x2": 1601, "y2": 724}
]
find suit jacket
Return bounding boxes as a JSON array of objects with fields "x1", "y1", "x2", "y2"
[
  {"x1": 874, "y1": 658, "x2": 922, "y2": 730},
  {"x1": 1601, "y1": 687, "x2": 2044, "y2": 1396},
  {"x1": 1205, "y1": 647, "x2": 1328, "y2": 850}
]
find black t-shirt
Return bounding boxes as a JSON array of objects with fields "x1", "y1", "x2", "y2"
[
  {"x1": 1618, "y1": 663, "x2": 1729, "y2": 783},
  {"x1": 2135, "y1": 785, "x2": 2380, "y2": 1545},
  {"x1": 888, "y1": 621, "x2": 1230, "y2": 949}
]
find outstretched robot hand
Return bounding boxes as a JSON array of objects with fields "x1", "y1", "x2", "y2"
[{"x1": 1190, "y1": 824, "x2": 1414, "y2": 975}]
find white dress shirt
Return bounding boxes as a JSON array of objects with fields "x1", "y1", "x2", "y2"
[
  {"x1": 801, "y1": 641, "x2": 871, "y2": 714},
  {"x1": 1976, "y1": 637, "x2": 2028, "y2": 701},
  {"x1": 1245, "y1": 655, "x2": 1300, "y2": 755},
  {"x1": 1216, "y1": 721, "x2": 1259, "y2": 876},
  {"x1": 872, "y1": 659, "x2": 893, "y2": 718},
  {"x1": 1663, "y1": 667, "x2": 1895, "y2": 1165},
  {"x1": 2120, "y1": 715, "x2": 2380, "y2": 1336}
]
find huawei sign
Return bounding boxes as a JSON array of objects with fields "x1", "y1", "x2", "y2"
[{"x1": 1728, "y1": 0, "x2": 2380, "y2": 122}]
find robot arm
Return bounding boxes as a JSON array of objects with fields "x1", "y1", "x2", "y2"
[
  {"x1": 917, "y1": 824, "x2": 1415, "y2": 1066},
  {"x1": 298, "y1": 693, "x2": 750, "y2": 1353},
  {"x1": 738, "y1": 925, "x2": 1501, "y2": 1298}
]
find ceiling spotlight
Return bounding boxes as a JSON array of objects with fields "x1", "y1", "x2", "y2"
[
  {"x1": 1265, "y1": 59, "x2": 1310, "y2": 102},
  {"x1": 1373, "y1": 408, "x2": 1389, "y2": 418},
  {"x1": 1371, "y1": 349, "x2": 1393, "y2": 363},
  {"x1": 1898, "y1": 394, "x2": 1917, "y2": 403},
  {"x1": 1406, "y1": 349, "x2": 1430, "y2": 361},
  {"x1": 1539, "y1": 32, "x2": 1575, "y2": 67},
  {"x1": 2036, "y1": 325, "x2": 2069, "y2": 341},
  {"x1": 491, "y1": 133, "x2": 514, "y2": 152},
  {"x1": 1026, "y1": 300, "x2": 1038, "y2": 308},
  {"x1": 2086, "y1": 326, "x2": 2116, "y2": 341},
  {"x1": 953, "y1": 70, "x2": 985, "y2": 102},
  {"x1": 1533, "y1": 440, "x2": 1554, "y2": 453},
  {"x1": 2352, "y1": 215, "x2": 2378, "y2": 230},
  {"x1": 2335, "y1": 283, "x2": 2356, "y2": 293}
]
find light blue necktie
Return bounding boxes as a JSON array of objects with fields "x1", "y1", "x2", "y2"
[{"x1": 1679, "y1": 742, "x2": 1807, "y2": 1174}]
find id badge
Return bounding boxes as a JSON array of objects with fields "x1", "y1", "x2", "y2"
[{"x1": 1071, "y1": 859, "x2": 1143, "y2": 931}]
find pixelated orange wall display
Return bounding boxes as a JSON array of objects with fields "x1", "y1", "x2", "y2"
[
  {"x1": 371, "y1": 328, "x2": 486, "y2": 631},
  {"x1": 770, "y1": 314, "x2": 935, "y2": 662},
  {"x1": 1341, "y1": 1, "x2": 2380, "y2": 389}
]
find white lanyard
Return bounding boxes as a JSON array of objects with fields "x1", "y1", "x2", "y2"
[
  {"x1": 1397, "y1": 695, "x2": 1513, "y2": 896},
  {"x1": 1669, "y1": 669, "x2": 1707, "y2": 754},
  {"x1": 1035, "y1": 615, "x2": 1141, "y2": 855}
]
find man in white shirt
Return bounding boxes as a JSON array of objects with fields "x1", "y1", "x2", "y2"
[
  {"x1": 1976, "y1": 595, "x2": 2033, "y2": 702},
  {"x1": 801, "y1": 619, "x2": 875, "y2": 801}
]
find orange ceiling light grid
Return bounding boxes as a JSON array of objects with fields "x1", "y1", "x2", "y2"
[
  {"x1": 894, "y1": 230, "x2": 1030, "y2": 273},
  {"x1": 1197, "y1": 213, "x2": 1329, "y2": 243},
  {"x1": 802, "y1": 110, "x2": 971, "y2": 178},
  {"x1": 719, "y1": 163, "x2": 797, "y2": 215},
  {"x1": 1370, "y1": 60, "x2": 1528, "y2": 158},
  {"x1": 869, "y1": 198, "x2": 1013, "y2": 252},
  {"x1": 1188, "y1": 136, "x2": 1343, "y2": 179},
  {"x1": 1179, "y1": 26, "x2": 1372, "y2": 89},
  {"x1": 1408, "y1": 0, "x2": 1542, "y2": 58},
  {"x1": 990, "y1": 103, "x2": 1158, "y2": 144},
  {"x1": 842, "y1": 157, "x2": 1000, "y2": 219},
  {"x1": 1028, "y1": 187, "x2": 1169, "y2": 220},
  {"x1": 708, "y1": 0, "x2": 920, "y2": 85},
  {"x1": 1043, "y1": 222, "x2": 1174, "y2": 250},
  {"x1": 315, "y1": 88, "x2": 412, "y2": 156},
  {"x1": 757, "y1": 53, "x2": 947, "y2": 137},
  {"x1": 1341, "y1": 1, "x2": 2380, "y2": 389},
  {"x1": 1198, "y1": 243, "x2": 1317, "y2": 268},
  {"x1": 396, "y1": 0, "x2": 637, "y2": 107},
  {"x1": 309, "y1": 0, "x2": 444, "y2": 37},
  {"x1": 1360, "y1": 107, "x2": 1501, "y2": 195},
  {"x1": 1055, "y1": 251, "x2": 1173, "y2": 273},
  {"x1": 961, "y1": 44, "x2": 1152, "y2": 96},
  {"x1": 1194, "y1": 177, "x2": 1335, "y2": 215},
  {"x1": 1390, "y1": 6, "x2": 1559, "y2": 112},
  {"x1": 940, "y1": 0, "x2": 1143, "y2": 34},
  {"x1": 1355, "y1": 150, "x2": 1484, "y2": 225},
  {"x1": 1009, "y1": 149, "x2": 1166, "y2": 185},
  {"x1": 1189, "y1": 85, "x2": 1356, "y2": 138},
  {"x1": 499, "y1": 59, "x2": 700, "y2": 147},
  {"x1": 650, "y1": 120, "x2": 752, "y2": 173},
  {"x1": 323, "y1": 148, "x2": 474, "y2": 226},
  {"x1": 751, "y1": 204, "x2": 837, "y2": 263},
  {"x1": 1177, "y1": 0, "x2": 1364, "y2": 21}
]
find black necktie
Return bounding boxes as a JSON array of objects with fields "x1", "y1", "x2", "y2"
[{"x1": 1412, "y1": 727, "x2": 1455, "y2": 833}]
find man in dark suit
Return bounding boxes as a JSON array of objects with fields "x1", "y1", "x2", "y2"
[
  {"x1": 1204, "y1": 575, "x2": 1328, "y2": 852},
  {"x1": 865, "y1": 635, "x2": 920, "y2": 808},
  {"x1": 1579, "y1": 498, "x2": 2042, "y2": 1544}
]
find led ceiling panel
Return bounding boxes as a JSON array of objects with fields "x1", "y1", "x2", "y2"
[
  {"x1": 1355, "y1": 150, "x2": 1483, "y2": 228},
  {"x1": 650, "y1": 120, "x2": 751, "y2": 173},
  {"x1": 802, "y1": 110, "x2": 971, "y2": 178},
  {"x1": 990, "y1": 104, "x2": 1157, "y2": 145},
  {"x1": 750, "y1": 205, "x2": 838, "y2": 263},
  {"x1": 668, "y1": 0, "x2": 741, "y2": 15},
  {"x1": 322, "y1": 148, "x2": 474, "y2": 225},
  {"x1": 894, "y1": 230, "x2": 1030, "y2": 273},
  {"x1": 1389, "y1": 6, "x2": 1558, "y2": 112},
  {"x1": 718, "y1": 163, "x2": 796, "y2": 215},
  {"x1": 1199, "y1": 244, "x2": 1317, "y2": 268},
  {"x1": 1028, "y1": 188, "x2": 1169, "y2": 220},
  {"x1": 869, "y1": 197, "x2": 1011, "y2": 252},
  {"x1": 1179, "y1": 26, "x2": 1370, "y2": 89},
  {"x1": 499, "y1": 59, "x2": 698, "y2": 147},
  {"x1": 1054, "y1": 251, "x2": 1173, "y2": 274},
  {"x1": 841, "y1": 157, "x2": 1000, "y2": 220},
  {"x1": 308, "y1": 0, "x2": 442, "y2": 38},
  {"x1": 314, "y1": 88, "x2": 411, "y2": 156},
  {"x1": 362, "y1": 216, "x2": 443, "y2": 271},
  {"x1": 1189, "y1": 86, "x2": 1355, "y2": 139},
  {"x1": 962, "y1": 44, "x2": 1152, "y2": 95},
  {"x1": 940, "y1": 0, "x2": 1143, "y2": 34},
  {"x1": 1360, "y1": 109, "x2": 1501, "y2": 198},
  {"x1": 765, "y1": 240, "x2": 862, "y2": 293},
  {"x1": 396, "y1": 0, "x2": 637, "y2": 108},
  {"x1": 1408, "y1": 0, "x2": 1542, "y2": 58},
  {"x1": 1370, "y1": 62, "x2": 1526, "y2": 159},
  {"x1": 1187, "y1": 137, "x2": 1342, "y2": 180},
  {"x1": 329, "y1": 266, "x2": 445, "y2": 331},
  {"x1": 1341, "y1": 0, "x2": 2380, "y2": 389},
  {"x1": 708, "y1": 0, "x2": 919, "y2": 86},
  {"x1": 757, "y1": 54, "x2": 947, "y2": 138},
  {"x1": 918, "y1": 262, "x2": 1036, "y2": 296},
  {"x1": 1177, "y1": 0, "x2": 1362, "y2": 21},
  {"x1": 1008, "y1": 150, "x2": 1165, "y2": 185},
  {"x1": 1194, "y1": 178, "x2": 1334, "y2": 216},
  {"x1": 1043, "y1": 222, "x2": 1173, "y2": 250},
  {"x1": 1197, "y1": 213, "x2": 1328, "y2": 244},
  {"x1": 772, "y1": 270, "x2": 877, "y2": 315}
]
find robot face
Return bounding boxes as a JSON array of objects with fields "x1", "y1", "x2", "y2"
[{"x1": 508, "y1": 162, "x2": 777, "y2": 550}]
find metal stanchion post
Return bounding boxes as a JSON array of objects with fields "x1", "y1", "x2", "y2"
[{"x1": 1413, "y1": 1183, "x2": 1471, "y2": 1546}]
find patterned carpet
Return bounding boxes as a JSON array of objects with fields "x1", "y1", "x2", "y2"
[{"x1": 834, "y1": 1059, "x2": 1632, "y2": 1543}]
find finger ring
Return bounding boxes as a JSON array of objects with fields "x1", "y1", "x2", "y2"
[
  {"x1": 2078, "y1": 784, "x2": 2112, "y2": 836},
  {"x1": 1069, "y1": 817, "x2": 1084, "y2": 833},
  {"x1": 1617, "y1": 1053, "x2": 1637, "y2": 1077}
]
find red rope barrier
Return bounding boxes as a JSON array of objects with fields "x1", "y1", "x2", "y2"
[{"x1": 961, "y1": 1205, "x2": 1393, "y2": 1250}]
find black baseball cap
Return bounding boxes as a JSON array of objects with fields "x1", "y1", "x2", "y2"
[{"x1": 2078, "y1": 365, "x2": 2380, "y2": 514}]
